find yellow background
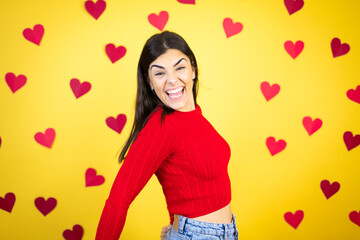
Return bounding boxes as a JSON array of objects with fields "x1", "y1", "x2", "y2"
[{"x1": 1, "y1": 0, "x2": 359, "y2": 239}]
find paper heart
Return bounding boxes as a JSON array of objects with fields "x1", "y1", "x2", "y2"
[
  {"x1": 177, "y1": 0, "x2": 195, "y2": 4},
  {"x1": 5, "y1": 72, "x2": 27, "y2": 93},
  {"x1": 284, "y1": 210, "x2": 304, "y2": 229},
  {"x1": 70, "y1": 78, "x2": 91, "y2": 99},
  {"x1": 35, "y1": 197, "x2": 57, "y2": 216},
  {"x1": 105, "y1": 44, "x2": 126, "y2": 64},
  {"x1": 0, "y1": 136, "x2": 2, "y2": 148},
  {"x1": 266, "y1": 137, "x2": 286, "y2": 156},
  {"x1": 346, "y1": 85, "x2": 360, "y2": 104},
  {"x1": 34, "y1": 128, "x2": 56, "y2": 148},
  {"x1": 284, "y1": 40, "x2": 304, "y2": 59},
  {"x1": 106, "y1": 114, "x2": 127, "y2": 134},
  {"x1": 148, "y1": 11, "x2": 169, "y2": 31},
  {"x1": 85, "y1": 0, "x2": 106, "y2": 20},
  {"x1": 284, "y1": 0, "x2": 304, "y2": 15},
  {"x1": 261, "y1": 82, "x2": 280, "y2": 101},
  {"x1": 63, "y1": 224, "x2": 84, "y2": 240},
  {"x1": 331, "y1": 38, "x2": 350, "y2": 58},
  {"x1": 85, "y1": 168, "x2": 105, "y2": 187},
  {"x1": 23, "y1": 24, "x2": 44, "y2": 45},
  {"x1": 320, "y1": 180, "x2": 340, "y2": 199},
  {"x1": 0, "y1": 192, "x2": 15, "y2": 213},
  {"x1": 303, "y1": 117, "x2": 322, "y2": 136},
  {"x1": 349, "y1": 211, "x2": 360, "y2": 227},
  {"x1": 343, "y1": 131, "x2": 360, "y2": 151},
  {"x1": 223, "y1": 18, "x2": 243, "y2": 38}
]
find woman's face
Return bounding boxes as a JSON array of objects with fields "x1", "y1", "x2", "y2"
[{"x1": 148, "y1": 49, "x2": 196, "y2": 112}]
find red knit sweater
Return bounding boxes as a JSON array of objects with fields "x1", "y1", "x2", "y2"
[{"x1": 95, "y1": 104, "x2": 232, "y2": 239}]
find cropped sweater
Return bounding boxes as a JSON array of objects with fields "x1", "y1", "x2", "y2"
[{"x1": 95, "y1": 104, "x2": 232, "y2": 239}]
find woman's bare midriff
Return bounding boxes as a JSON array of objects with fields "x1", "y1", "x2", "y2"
[{"x1": 173, "y1": 203, "x2": 232, "y2": 231}]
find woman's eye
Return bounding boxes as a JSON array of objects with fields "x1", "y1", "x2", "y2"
[
  {"x1": 155, "y1": 72, "x2": 164, "y2": 76},
  {"x1": 177, "y1": 66, "x2": 185, "y2": 71}
]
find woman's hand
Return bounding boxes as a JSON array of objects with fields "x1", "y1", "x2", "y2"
[{"x1": 160, "y1": 224, "x2": 171, "y2": 240}]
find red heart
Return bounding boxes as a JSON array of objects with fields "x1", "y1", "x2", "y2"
[
  {"x1": 0, "y1": 136, "x2": 2, "y2": 148},
  {"x1": 266, "y1": 137, "x2": 286, "y2": 156},
  {"x1": 223, "y1": 18, "x2": 243, "y2": 38},
  {"x1": 5, "y1": 72, "x2": 27, "y2": 93},
  {"x1": 284, "y1": 0, "x2": 304, "y2": 15},
  {"x1": 106, "y1": 114, "x2": 127, "y2": 134},
  {"x1": 261, "y1": 82, "x2": 280, "y2": 101},
  {"x1": 302, "y1": 116, "x2": 322, "y2": 136},
  {"x1": 148, "y1": 11, "x2": 169, "y2": 31},
  {"x1": 35, "y1": 197, "x2": 57, "y2": 216},
  {"x1": 85, "y1": 0, "x2": 106, "y2": 20},
  {"x1": 0, "y1": 192, "x2": 15, "y2": 213},
  {"x1": 320, "y1": 180, "x2": 340, "y2": 199},
  {"x1": 347, "y1": 85, "x2": 360, "y2": 104},
  {"x1": 63, "y1": 224, "x2": 84, "y2": 240},
  {"x1": 70, "y1": 78, "x2": 91, "y2": 99},
  {"x1": 85, "y1": 168, "x2": 105, "y2": 187},
  {"x1": 349, "y1": 211, "x2": 360, "y2": 227},
  {"x1": 177, "y1": 0, "x2": 195, "y2": 4},
  {"x1": 331, "y1": 38, "x2": 350, "y2": 58},
  {"x1": 34, "y1": 128, "x2": 56, "y2": 148},
  {"x1": 343, "y1": 131, "x2": 360, "y2": 151},
  {"x1": 105, "y1": 44, "x2": 126, "y2": 64},
  {"x1": 23, "y1": 24, "x2": 44, "y2": 45},
  {"x1": 284, "y1": 210, "x2": 304, "y2": 229},
  {"x1": 284, "y1": 40, "x2": 304, "y2": 59}
]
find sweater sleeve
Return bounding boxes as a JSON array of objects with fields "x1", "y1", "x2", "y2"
[{"x1": 95, "y1": 111, "x2": 176, "y2": 240}]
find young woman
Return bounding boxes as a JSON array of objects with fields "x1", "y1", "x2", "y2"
[{"x1": 95, "y1": 31, "x2": 239, "y2": 240}]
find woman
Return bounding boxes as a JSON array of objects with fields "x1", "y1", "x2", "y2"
[{"x1": 95, "y1": 31, "x2": 239, "y2": 240}]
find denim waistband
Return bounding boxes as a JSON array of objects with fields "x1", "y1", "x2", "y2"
[{"x1": 177, "y1": 212, "x2": 238, "y2": 237}]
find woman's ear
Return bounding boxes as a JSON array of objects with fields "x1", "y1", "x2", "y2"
[{"x1": 192, "y1": 67, "x2": 195, "y2": 80}]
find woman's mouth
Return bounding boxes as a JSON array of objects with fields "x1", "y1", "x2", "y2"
[{"x1": 166, "y1": 86, "x2": 184, "y2": 101}]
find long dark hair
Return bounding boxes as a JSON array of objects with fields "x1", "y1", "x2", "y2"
[{"x1": 117, "y1": 31, "x2": 199, "y2": 164}]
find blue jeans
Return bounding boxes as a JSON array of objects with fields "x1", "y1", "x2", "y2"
[{"x1": 165, "y1": 213, "x2": 239, "y2": 240}]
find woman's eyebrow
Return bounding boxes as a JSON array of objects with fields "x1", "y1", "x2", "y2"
[{"x1": 150, "y1": 58, "x2": 187, "y2": 70}]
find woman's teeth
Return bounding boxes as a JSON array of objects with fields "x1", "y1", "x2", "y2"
[{"x1": 166, "y1": 87, "x2": 184, "y2": 100}]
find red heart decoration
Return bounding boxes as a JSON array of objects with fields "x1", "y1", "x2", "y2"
[
  {"x1": 347, "y1": 85, "x2": 360, "y2": 104},
  {"x1": 343, "y1": 131, "x2": 360, "y2": 151},
  {"x1": 106, "y1": 114, "x2": 127, "y2": 134},
  {"x1": 105, "y1": 44, "x2": 126, "y2": 64},
  {"x1": 261, "y1": 82, "x2": 280, "y2": 101},
  {"x1": 302, "y1": 116, "x2": 322, "y2": 136},
  {"x1": 320, "y1": 180, "x2": 340, "y2": 199},
  {"x1": 148, "y1": 11, "x2": 169, "y2": 31},
  {"x1": 0, "y1": 136, "x2": 2, "y2": 148},
  {"x1": 70, "y1": 78, "x2": 91, "y2": 99},
  {"x1": 0, "y1": 192, "x2": 15, "y2": 213},
  {"x1": 331, "y1": 38, "x2": 350, "y2": 58},
  {"x1": 85, "y1": 0, "x2": 106, "y2": 20},
  {"x1": 63, "y1": 224, "x2": 84, "y2": 240},
  {"x1": 284, "y1": 210, "x2": 304, "y2": 229},
  {"x1": 266, "y1": 137, "x2": 286, "y2": 156},
  {"x1": 284, "y1": 0, "x2": 304, "y2": 15},
  {"x1": 284, "y1": 40, "x2": 304, "y2": 59},
  {"x1": 85, "y1": 168, "x2": 105, "y2": 187},
  {"x1": 349, "y1": 211, "x2": 360, "y2": 227},
  {"x1": 177, "y1": 0, "x2": 195, "y2": 4},
  {"x1": 23, "y1": 24, "x2": 44, "y2": 45},
  {"x1": 223, "y1": 18, "x2": 243, "y2": 38},
  {"x1": 35, "y1": 197, "x2": 57, "y2": 216},
  {"x1": 5, "y1": 72, "x2": 27, "y2": 93},
  {"x1": 34, "y1": 128, "x2": 56, "y2": 148}
]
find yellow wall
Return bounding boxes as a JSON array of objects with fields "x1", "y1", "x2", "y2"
[{"x1": 1, "y1": 0, "x2": 359, "y2": 239}]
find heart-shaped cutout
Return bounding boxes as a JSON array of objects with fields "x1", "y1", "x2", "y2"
[
  {"x1": 70, "y1": 78, "x2": 91, "y2": 99},
  {"x1": 346, "y1": 85, "x2": 360, "y2": 104},
  {"x1": 284, "y1": 0, "x2": 304, "y2": 15},
  {"x1": 85, "y1": 0, "x2": 106, "y2": 20},
  {"x1": 266, "y1": 137, "x2": 286, "y2": 156},
  {"x1": 148, "y1": 11, "x2": 169, "y2": 31},
  {"x1": 5, "y1": 72, "x2": 27, "y2": 93},
  {"x1": 223, "y1": 18, "x2": 243, "y2": 38},
  {"x1": 0, "y1": 192, "x2": 15, "y2": 213},
  {"x1": 331, "y1": 38, "x2": 350, "y2": 58},
  {"x1": 105, "y1": 44, "x2": 126, "y2": 64},
  {"x1": 349, "y1": 211, "x2": 360, "y2": 227},
  {"x1": 177, "y1": 0, "x2": 195, "y2": 4},
  {"x1": 261, "y1": 81, "x2": 280, "y2": 101},
  {"x1": 106, "y1": 114, "x2": 127, "y2": 134},
  {"x1": 34, "y1": 128, "x2": 56, "y2": 148},
  {"x1": 284, "y1": 210, "x2": 304, "y2": 229},
  {"x1": 85, "y1": 168, "x2": 105, "y2": 187},
  {"x1": 303, "y1": 116, "x2": 322, "y2": 136},
  {"x1": 35, "y1": 197, "x2": 57, "y2": 216},
  {"x1": 63, "y1": 224, "x2": 84, "y2": 240},
  {"x1": 284, "y1": 40, "x2": 304, "y2": 59},
  {"x1": 23, "y1": 24, "x2": 44, "y2": 45},
  {"x1": 343, "y1": 131, "x2": 360, "y2": 151},
  {"x1": 320, "y1": 180, "x2": 340, "y2": 199}
]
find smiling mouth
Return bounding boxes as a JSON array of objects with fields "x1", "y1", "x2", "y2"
[{"x1": 166, "y1": 86, "x2": 184, "y2": 100}]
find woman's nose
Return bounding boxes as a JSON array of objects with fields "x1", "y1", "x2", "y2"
[{"x1": 166, "y1": 71, "x2": 178, "y2": 84}]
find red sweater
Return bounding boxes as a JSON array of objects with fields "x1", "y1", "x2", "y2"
[{"x1": 95, "y1": 104, "x2": 232, "y2": 239}]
